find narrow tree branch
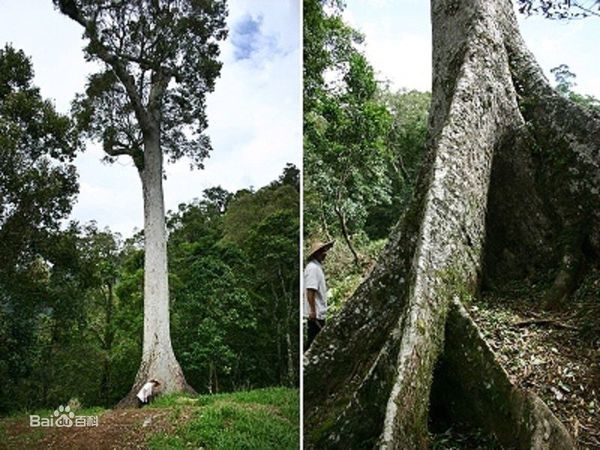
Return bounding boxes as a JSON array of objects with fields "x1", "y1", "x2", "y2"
[
  {"x1": 103, "y1": 135, "x2": 134, "y2": 157},
  {"x1": 56, "y1": 1, "x2": 151, "y2": 132}
]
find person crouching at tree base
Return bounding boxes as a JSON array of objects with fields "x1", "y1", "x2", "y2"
[
  {"x1": 136, "y1": 379, "x2": 161, "y2": 408},
  {"x1": 304, "y1": 240, "x2": 334, "y2": 350}
]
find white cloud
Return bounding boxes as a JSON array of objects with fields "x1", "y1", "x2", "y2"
[
  {"x1": 344, "y1": 1, "x2": 599, "y2": 100},
  {"x1": 344, "y1": 1, "x2": 432, "y2": 92},
  {"x1": 0, "y1": 0, "x2": 301, "y2": 237}
]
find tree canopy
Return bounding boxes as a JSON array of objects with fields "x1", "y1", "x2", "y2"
[
  {"x1": 56, "y1": 0, "x2": 228, "y2": 169},
  {"x1": 0, "y1": 45, "x2": 79, "y2": 268},
  {"x1": 0, "y1": 165, "x2": 299, "y2": 412}
]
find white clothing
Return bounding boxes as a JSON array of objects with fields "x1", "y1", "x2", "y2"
[
  {"x1": 303, "y1": 259, "x2": 328, "y2": 320},
  {"x1": 136, "y1": 382, "x2": 155, "y2": 403}
]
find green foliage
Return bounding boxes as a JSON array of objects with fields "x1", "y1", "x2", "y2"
[
  {"x1": 303, "y1": 1, "x2": 430, "y2": 309},
  {"x1": 550, "y1": 64, "x2": 600, "y2": 111},
  {"x1": 222, "y1": 184, "x2": 299, "y2": 245},
  {"x1": 365, "y1": 89, "x2": 430, "y2": 239},
  {"x1": 304, "y1": 55, "x2": 392, "y2": 240},
  {"x1": 0, "y1": 221, "x2": 127, "y2": 412},
  {"x1": 304, "y1": 0, "x2": 362, "y2": 113},
  {"x1": 303, "y1": 0, "x2": 430, "y2": 273},
  {"x1": 323, "y1": 234, "x2": 386, "y2": 313},
  {"x1": 304, "y1": 1, "x2": 394, "y2": 260},
  {"x1": 148, "y1": 388, "x2": 299, "y2": 450},
  {"x1": 171, "y1": 242, "x2": 256, "y2": 393},
  {"x1": 0, "y1": 45, "x2": 79, "y2": 267},
  {"x1": 0, "y1": 46, "x2": 81, "y2": 413},
  {"x1": 167, "y1": 167, "x2": 299, "y2": 393},
  {"x1": 57, "y1": 0, "x2": 228, "y2": 168}
]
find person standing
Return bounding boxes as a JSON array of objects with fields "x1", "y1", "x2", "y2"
[{"x1": 304, "y1": 240, "x2": 334, "y2": 350}]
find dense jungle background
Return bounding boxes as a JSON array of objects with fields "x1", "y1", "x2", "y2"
[{"x1": 0, "y1": 57, "x2": 300, "y2": 408}]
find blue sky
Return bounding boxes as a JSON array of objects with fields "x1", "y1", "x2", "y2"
[
  {"x1": 0, "y1": 0, "x2": 301, "y2": 237},
  {"x1": 344, "y1": 0, "x2": 600, "y2": 98},
  {"x1": 232, "y1": 15, "x2": 264, "y2": 60},
  {"x1": 231, "y1": 14, "x2": 280, "y2": 61}
]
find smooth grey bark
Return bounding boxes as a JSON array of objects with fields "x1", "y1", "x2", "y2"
[
  {"x1": 304, "y1": 0, "x2": 598, "y2": 448},
  {"x1": 117, "y1": 130, "x2": 194, "y2": 407}
]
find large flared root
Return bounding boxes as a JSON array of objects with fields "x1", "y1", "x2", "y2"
[
  {"x1": 116, "y1": 342, "x2": 195, "y2": 408},
  {"x1": 431, "y1": 299, "x2": 573, "y2": 449},
  {"x1": 305, "y1": 0, "x2": 599, "y2": 448}
]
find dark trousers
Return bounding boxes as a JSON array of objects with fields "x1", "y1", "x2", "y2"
[
  {"x1": 306, "y1": 318, "x2": 325, "y2": 351},
  {"x1": 137, "y1": 395, "x2": 153, "y2": 408}
]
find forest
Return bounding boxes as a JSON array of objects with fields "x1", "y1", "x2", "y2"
[
  {"x1": 0, "y1": 49, "x2": 299, "y2": 429},
  {"x1": 304, "y1": 0, "x2": 431, "y2": 309},
  {"x1": 304, "y1": 0, "x2": 599, "y2": 448},
  {"x1": 0, "y1": 9, "x2": 299, "y2": 414},
  {"x1": 0, "y1": 1, "x2": 300, "y2": 447}
]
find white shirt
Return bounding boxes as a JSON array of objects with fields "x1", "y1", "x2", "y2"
[
  {"x1": 303, "y1": 259, "x2": 328, "y2": 320},
  {"x1": 136, "y1": 382, "x2": 155, "y2": 403}
]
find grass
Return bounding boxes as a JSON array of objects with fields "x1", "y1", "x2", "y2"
[
  {"x1": 148, "y1": 387, "x2": 299, "y2": 450},
  {"x1": 0, "y1": 387, "x2": 298, "y2": 450}
]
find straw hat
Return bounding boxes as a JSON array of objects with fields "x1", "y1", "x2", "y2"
[{"x1": 307, "y1": 240, "x2": 334, "y2": 260}]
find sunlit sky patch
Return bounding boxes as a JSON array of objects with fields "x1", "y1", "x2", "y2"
[{"x1": 344, "y1": 0, "x2": 599, "y2": 98}]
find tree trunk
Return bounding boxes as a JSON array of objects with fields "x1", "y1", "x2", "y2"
[
  {"x1": 334, "y1": 205, "x2": 360, "y2": 267},
  {"x1": 304, "y1": 0, "x2": 598, "y2": 448},
  {"x1": 100, "y1": 282, "x2": 114, "y2": 406},
  {"x1": 117, "y1": 128, "x2": 194, "y2": 407},
  {"x1": 279, "y1": 269, "x2": 296, "y2": 386}
]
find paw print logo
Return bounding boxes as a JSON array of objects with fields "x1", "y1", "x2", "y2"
[{"x1": 54, "y1": 405, "x2": 75, "y2": 427}]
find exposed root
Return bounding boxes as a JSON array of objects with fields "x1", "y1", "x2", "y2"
[
  {"x1": 116, "y1": 350, "x2": 196, "y2": 409},
  {"x1": 432, "y1": 298, "x2": 573, "y2": 449},
  {"x1": 512, "y1": 318, "x2": 579, "y2": 331}
]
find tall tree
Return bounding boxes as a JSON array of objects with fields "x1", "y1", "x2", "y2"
[
  {"x1": 54, "y1": 0, "x2": 228, "y2": 404},
  {"x1": 0, "y1": 44, "x2": 78, "y2": 270},
  {"x1": 305, "y1": 0, "x2": 598, "y2": 447}
]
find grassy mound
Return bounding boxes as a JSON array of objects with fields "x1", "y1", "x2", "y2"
[
  {"x1": 148, "y1": 388, "x2": 299, "y2": 449},
  {"x1": 0, "y1": 387, "x2": 298, "y2": 450}
]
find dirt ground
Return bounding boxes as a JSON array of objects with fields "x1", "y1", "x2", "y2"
[
  {"x1": 471, "y1": 285, "x2": 599, "y2": 449},
  {"x1": 1, "y1": 406, "x2": 194, "y2": 450}
]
